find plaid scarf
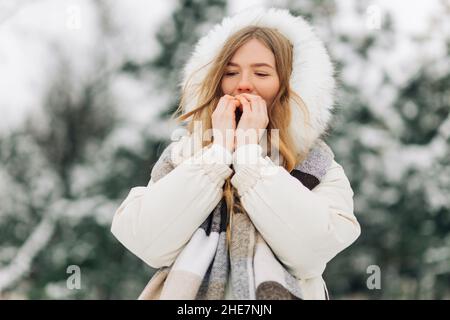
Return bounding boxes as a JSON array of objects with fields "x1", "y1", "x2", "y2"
[{"x1": 138, "y1": 139, "x2": 334, "y2": 300}]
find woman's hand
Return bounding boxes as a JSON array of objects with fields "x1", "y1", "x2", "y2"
[
  {"x1": 211, "y1": 94, "x2": 239, "y2": 153},
  {"x1": 234, "y1": 93, "x2": 269, "y2": 148}
]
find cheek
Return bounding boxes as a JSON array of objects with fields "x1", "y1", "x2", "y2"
[
  {"x1": 221, "y1": 78, "x2": 234, "y2": 93},
  {"x1": 257, "y1": 80, "x2": 279, "y2": 101}
]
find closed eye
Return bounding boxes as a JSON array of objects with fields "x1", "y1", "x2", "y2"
[{"x1": 224, "y1": 72, "x2": 269, "y2": 77}]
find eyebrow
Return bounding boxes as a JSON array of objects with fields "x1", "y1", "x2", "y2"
[{"x1": 227, "y1": 61, "x2": 274, "y2": 69}]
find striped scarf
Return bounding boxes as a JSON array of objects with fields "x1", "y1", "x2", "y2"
[{"x1": 138, "y1": 138, "x2": 334, "y2": 300}]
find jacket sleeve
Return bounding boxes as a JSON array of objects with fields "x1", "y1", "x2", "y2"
[
  {"x1": 230, "y1": 144, "x2": 361, "y2": 280},
  {"x1": 111, "y1": 142, "x2": 233, "y2": 269}
]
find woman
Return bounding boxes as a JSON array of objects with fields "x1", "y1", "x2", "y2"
[{"x1": 111, "y1": 7, "x2": 361, "y2": 300}]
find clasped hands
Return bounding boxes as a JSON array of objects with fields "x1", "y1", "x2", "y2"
[{"x1": 211, "y1": 93, "x2": 269, "y2": 154}]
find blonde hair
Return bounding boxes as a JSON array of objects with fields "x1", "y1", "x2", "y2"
[{"x1": 171, "y1": 25, "x2": 311, "y2": 251}]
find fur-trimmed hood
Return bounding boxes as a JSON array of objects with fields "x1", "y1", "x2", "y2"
[{"x1": 179, "y1": 7, "x2": 336, "y2": 157}]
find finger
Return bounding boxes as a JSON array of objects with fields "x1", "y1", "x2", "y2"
[
  {"x1": 216, "y1": 95, "x2": 234, "y2": 113},
  {"x1": 239, "y1": 93, "x2": 259, "y2": 100},
  {"x1": 233, "y1": 97, "x2": 242, "y2": 109},
  {"x1": 230, "y1": 97, "x2": 241, "y2": 109},
  {"x1": 235, "y1": 95, "x2": 251, "y2": 114},
  {"x1": 225, "y1": 95, "x2": 239, "y2": 111},
  {"x1": 238, "y1": 95, "x2": 268, "y2": 129},
  {"x1": 239, "y1": 93, "x2": 264, "y2": 105},
  {"x1": 231, "y1": 97, "x2": 242, "y2": 112},
  {"x1": 238, "y1": 93, "x2": 261, "y2": 105},
  {"x1": 240, "y1": 93, "x2": 261, "y2": 113},
  {"x1": 215, "y1": 96, "x2": 227, "y2": 113},
  {"x1": 218, "y1": 99, "x2": 236, "y2": 122},
  {"x1": 235, "y1": 94, "x2": 251, "y2": 106},
  {"x1": 241, "y1": 94, "x2": 266, "y2": 114}
]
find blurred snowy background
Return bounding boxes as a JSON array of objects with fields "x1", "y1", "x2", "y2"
[{"x1": 0, "y1": 0, "x2": 449, "y2": 299}]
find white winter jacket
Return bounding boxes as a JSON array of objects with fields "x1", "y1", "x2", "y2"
[{"x1": 111, "y1": 136, "x2": 361, "y2": 300}]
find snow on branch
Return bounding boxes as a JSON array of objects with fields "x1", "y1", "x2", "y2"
[{"x1": 0, "y1": 215, "x2": 55, "y2": 292}]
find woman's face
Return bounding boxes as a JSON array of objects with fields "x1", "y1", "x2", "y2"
[{"x1": 221, "y1": 38, "x2": 280, "y2": 108}]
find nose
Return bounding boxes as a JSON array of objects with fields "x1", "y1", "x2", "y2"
[{"x1": 236, "y1": 73, "x2": 254, "y2": 94}]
